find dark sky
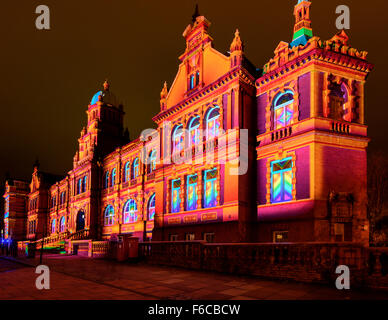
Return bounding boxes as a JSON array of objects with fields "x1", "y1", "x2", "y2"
[{"x1": 1, "y1": 0, "x2": 387, "y2": 184}]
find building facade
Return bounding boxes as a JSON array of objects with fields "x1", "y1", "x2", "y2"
[{"x1": 2, "y1": 1, "x2": 373, "y2": 245}]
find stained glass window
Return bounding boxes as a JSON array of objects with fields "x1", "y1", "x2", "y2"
[
  {"x1": 188, "y1": 116, "x2": 201, "y2": 146},
  {"x1": 274, "y1": 91, "x2": 294, "y2": 129},
  {"x1": 59, "y1": 216, "x2": 66, "y2": 233},
  {"x1": 203, "y1": 168, "x2": 218, "y2": 208},
  {"x1": 148, "y1": 193, "x2": 156, "y2": 220},
  {"x1": 133, "y1": 158, "x2": 139, "y2": 179},
  {"x1": 111, "y1": 168, "x2": 116, "y2": 187},
  {"x1": 123, "y1": 199, "x2": 137, "y2": 224},
  {"x1": 271, "y1": 157, "x2": 293, "y2": 203},
  {"x1": 172, "y1": 125, "x2": 184, "y2": 154},
  {"x1": 51, "y1": 219, "x2": 56, "y2": 234},
  {"x1": 104, "y1": 205, "x2": 115, "y2": 226},
  {"x1": 206, "y1": 107, "x2": 220, "y2": 140},
  {"x1": 186, "y1": 174, "x2": 198, "y2": 211},
  {"x1": 124, "y1": 162, "x2": 130, "y2": 182},
  {"x1": 104, "y1": 171, "x2": 109, "y2": 189},
  {"x1": 171, "y1": 179, "x2": 181, "y2": 213}
]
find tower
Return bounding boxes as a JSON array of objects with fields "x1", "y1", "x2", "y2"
[
  {"x1": 256, "y1": 0, "x2": 373, "y2": 244},
  {"x1": 290, "y1": 0, "x2": 313, "y2": 47}
]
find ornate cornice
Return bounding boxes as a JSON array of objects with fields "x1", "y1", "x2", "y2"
[{"x1": 153, "y1": 66, "x2": 255, "y2": 124}]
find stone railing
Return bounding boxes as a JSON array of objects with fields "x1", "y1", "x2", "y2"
[
  {"x1": 139, "y1": 241, "x2": 388, "y2": 290},
  {"x1": 67, "y1": 229, "x2": 90, "y2": 241}
]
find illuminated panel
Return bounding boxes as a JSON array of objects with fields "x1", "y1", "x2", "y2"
[
  {"x1": 203, "y1": 168, "x2": 218, "y2": 208},
  {"x1": 4, "y1": 219, "x2": 9, "y2": 239},
  {"x1": 189, "y1": 116, "x2": 200, "y2": 146},
  {"x1": 4, "y1": 196, "x2": 9, "y2": 218},
  {"x1": 271, "y1": 157, "x2": 293, "y2": 203},
  {"x1": 206, "y1": 107, "x2": 220, "y2": 140},
  {"x1": 123, "y1": 200, "x2": 137, "y2": 224},
  {"x1": 148, "y1": 194, "x2": 156, "y2": 220},
  {"x1": 186, "y1": 174, "x2": 198, "y2": 211},
  {"x1": 104, "y1": 205, "x2": 115, "y2": 226},
  {"x1": 171, "y1": 179, "x2": 181, "y2": 213},
  {"x1": 90, "y1": 91, "x2": 102, "y2": 105},
  {"x1": 173, "y1": 125, "x2": 184, "y2": 154}
]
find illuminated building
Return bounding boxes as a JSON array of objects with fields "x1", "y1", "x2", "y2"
[{"x1": 3, "y1": 1, "x2": 373, "y2": 245}]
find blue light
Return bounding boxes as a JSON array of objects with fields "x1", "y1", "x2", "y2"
[{"x1": 91, "y1": 91, "x2": 103, "y2": 105}]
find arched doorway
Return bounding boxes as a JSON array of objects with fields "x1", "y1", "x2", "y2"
[{"x1": 76, "y1": 211, "x2": 85, "y2": 231}]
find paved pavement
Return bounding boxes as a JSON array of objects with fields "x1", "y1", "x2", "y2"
[{"x1": 1, "y1": 254, "x2": 388, "y2": 300}]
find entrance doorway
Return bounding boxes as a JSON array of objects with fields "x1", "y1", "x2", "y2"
[{"x1": 76, "y1": 211, "x2": 85, "y2": 231}]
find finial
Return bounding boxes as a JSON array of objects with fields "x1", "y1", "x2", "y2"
[
  {"x1": 192, "y1": 4, "x2": 200, "y2": 23},
  {"x1": 103, "y1": 79, "x2": 110, "y2": 91},
  {"x1": 230, "y1": 28, "x2": 243, "y2": 52},
  {"x1": 160, "y1": 81, "x2": 168, "y2": 99},
  {"x1": 33, "y1": 158, "x2": 40, "y2": 170}
]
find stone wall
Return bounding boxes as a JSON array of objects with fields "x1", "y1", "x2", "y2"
[{"x1": 139, "y1": 241, "x2": 388, "y2": 290}]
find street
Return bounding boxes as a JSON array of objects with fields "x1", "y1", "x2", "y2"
[{"x1": 1, "y1": 254, "x2": 388, "y2": 300}]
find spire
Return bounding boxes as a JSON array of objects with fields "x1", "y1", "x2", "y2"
[
  {"x1": 230, "y1": 29, "x2": 244, "y2": 52},
  {"x1": 290, "y1": 0, "x2": 313, "y2": 48},
  {"x1": 192, "y1": 4, "x2": 200, "y2": 23}
]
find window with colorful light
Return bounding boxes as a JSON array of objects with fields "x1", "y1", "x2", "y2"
[
  {"x1": 60, "y1": 191, "x2": 66, "y2": 205},
  {"x1": 111, "y1": 168, "x2": 116, "y2": 187},
  {"x1": 206, "y1": 107, "x2": 220, "y2": 140},
  {"x1": 104, "y1": 171, "x2": 109, "y2": 189},
  {"x1": 104, "y1": 205, "x2": 115, "y2": 226},
  {"x1": 203, "y1": 168, "x2": 218, "y2": 208},
  {"x1": 189, "y1": 71, "x2": 200, "y2": 90},
  {"x1": 171, "y1": 179, "x2": 181, "y2": 213},
  {"x1": 51, "y1": 219, "x2": 56, "y2": 234},
  {"x1": 4, "y1": 196, "x2": 9, "y2": 218},
  {"x1": 124, "y1": 162, "x2": 130, "y2": 182},
  {"x1": 186, "y1": 174, "x2": 198, "y2": 211},
  {"x1": 77, "y1": 178, "x2": 82, "y2": 194},
  {"x1": 188, "y1": 116, "x2": 201, "y2": 147},
  {"x1": 133, "y1": 158, "x2": 139, "y2": 179},
  {"x1": 82, "y1": 176, "x2": 87, "y2": 193},
  {"x1": 148, "y1": 150, "x2": 157, "y2": 173},
  {"x1": 123, "y1": 199, "x2": 137, "y2": 224},
  {"x1": 59, "y1": 216, "x2": 66, "y2": 233},
  {"x1": 273, "y1": 91, "x2": 294, "y2": 129},
  {"x1": 172, "y1": 125, "x2": 184, "y2": 154},
  {"x1": 148, "y1": 193, "x2": 156, "y2": 220},
  {"x1": 271, "y1": 157, "x2": 293, "y2": 203}
]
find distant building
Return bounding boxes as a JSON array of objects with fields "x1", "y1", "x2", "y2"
[{"x1": 3, "y1": 1, "x2": 373, "y2": 245}]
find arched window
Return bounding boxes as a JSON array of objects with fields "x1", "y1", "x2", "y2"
[
  {"x1": 148, "y1": 193, "x2": 156, "y2": 220},
  {"x1": 104, "y1": 205, "x2": 115, "y2": 226},
  {"x1": 104, "y1": 171, "x2": 109, "y2": 189},
  {"x1": 148, "y1": 150, "x2": 157, "y2": 174},
  {"x1": 132, "y1": 158, "x2": 139, "y2": 179},
  {"x1": 189, "y1": 74, "x2": 195, "y2": 90},
  {"x1": 82, "y1": 176, "x2": 87, "y2": 193},
  {"x1": 60, "y1": 191, "x2": 66, "y2": 205},
  {"x1": 59, "y1": 216, "x2": 66, "y2": 233},
  {"x1": 123, "y1": 199, "x2": 137, "y2": 224},
  {"x1": 124, "y1": 162, "x2": 130, "y2": 182},
  {"x1": 203, "y1": 168, "x2": 218, "y2": 208},
  {"x1": 77, "y1": 178, "x2": 82, "y2": 194},
  {"x1": 188, "y1": 116, "x2": 201, "y2": 146},
  {"x1": 51, "y1": 219, "x2": 56, "y2": 234},
  {"x1": 172, "y1": 124, "x2": 184, "y2": 154},
  {"x1": 111, "y1": 168, "x2": 116, "y2": 187},
  {"x1": 205, "y1": 107, "x2": 220, "y2": 140},
  {"x1": 273, "y1": 91, "x2": 294, "y2": 129}
]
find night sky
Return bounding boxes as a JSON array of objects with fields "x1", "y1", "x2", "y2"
[{"x1": 1, "y1": 0, "x2": 387, "y2": 184}]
